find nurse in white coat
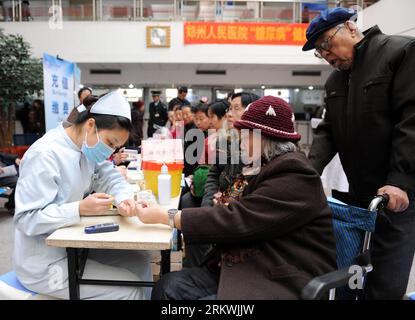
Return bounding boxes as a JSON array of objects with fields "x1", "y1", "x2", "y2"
[{"x1": 13, "y1": 91, "x2": 152, "y2": 300}]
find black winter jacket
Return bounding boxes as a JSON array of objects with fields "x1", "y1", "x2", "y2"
[{"x1": 309, "y1": 26, "x2": 415, "y2": 206}]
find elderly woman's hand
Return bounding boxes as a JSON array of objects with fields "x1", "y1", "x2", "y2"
[{"x1": 135, "y1": 201, "x2": 168, "y2": 225}]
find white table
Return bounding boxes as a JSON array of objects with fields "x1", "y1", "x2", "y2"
[{"x1": 46, "y1": 194, "x2": 181, "y2": 300}]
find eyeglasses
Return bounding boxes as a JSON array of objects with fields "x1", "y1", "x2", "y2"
[{"x1": 314, "y1": 26, "x2": 343, "y2": 59}]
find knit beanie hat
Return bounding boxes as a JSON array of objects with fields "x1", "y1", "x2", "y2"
[{"x1": 233, "y1": 96, "x2": 301, "y2": 142}]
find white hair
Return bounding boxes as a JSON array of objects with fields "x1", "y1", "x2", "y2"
[{"x1": 261, "y1": 135, "x2": 298, "y2": 163}]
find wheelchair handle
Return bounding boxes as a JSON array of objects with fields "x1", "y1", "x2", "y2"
[{"x1": 368, "y1": 194, "x2": 389, "y2": 212}]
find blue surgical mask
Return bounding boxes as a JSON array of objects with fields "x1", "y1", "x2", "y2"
[{"x1": 81, "y1": 127, "x2": 115, "y2": 163}]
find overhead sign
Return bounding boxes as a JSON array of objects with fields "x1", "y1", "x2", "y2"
[
  {"x1": 43, "y1": 53, "x2": 78, "y2": 131},
  {"x1": 184, "y1": 22, "x2": 308, "y2": 45}
]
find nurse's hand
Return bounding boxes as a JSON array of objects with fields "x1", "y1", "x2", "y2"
[
  {"x1": 113, "y1": 148, "x2": 128, "y2": 165},
  {"x1": 117, "y1": 199, "x2": 136, "y2": 217},
  {"x1": 135, "y1": 201, "x2": 168, "y2": 225},
  {"x1": 79, "y1": 193, "x2": 114, "y2": 216}
]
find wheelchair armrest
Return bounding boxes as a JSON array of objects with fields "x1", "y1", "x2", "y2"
[{"x1": 301, "y1": 267, "x2": 354, "y2": 300}]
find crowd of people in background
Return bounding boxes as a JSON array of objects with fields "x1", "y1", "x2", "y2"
[
  {"x1": 15, "y1": 99, "x2": 45, "y2": 135},
  {"x1": 0, "y1": 1, "x2": 32, "y2": 22},
  {"x1": 1, "y1": 5, "x2": 414, "y2": 301}
]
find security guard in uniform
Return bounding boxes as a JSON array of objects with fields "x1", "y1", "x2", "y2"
[{"x1": 147, "y1": 90, "x2": 168, "y2": 138}]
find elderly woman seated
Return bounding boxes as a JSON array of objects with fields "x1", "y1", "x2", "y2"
[{"x1": 135, "y1": 96, "x2": 337, "y2": 300}]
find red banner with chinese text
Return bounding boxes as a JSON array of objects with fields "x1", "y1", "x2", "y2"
[{"x1": 184, "y1": 22, "x2": 308, "y2": 45}]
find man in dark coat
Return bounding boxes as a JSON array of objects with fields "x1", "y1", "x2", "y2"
[
  {"x1": 31, "y1": 99, "x2": 45, "y2": 135},
  {"x1": 303, "y1": 7, "x2": 415, "y2": 299},
  {"x1": 135, "y1": 96, "x2": 337, "y2": 300},
  {"x1": 129, "y1": 100, "x2": 145, "y2": 148},
  {"x1": 147, "y1": 90, "x2": 168, "y2": 138},
  {"x1": 168, "y1": 86, "x2": 191, "y2": 111}
]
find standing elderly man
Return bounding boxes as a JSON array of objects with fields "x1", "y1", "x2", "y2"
[
  {"x1": 168, "y1": 86, "x2": 191, "y2": 111},
  {"x1": 303, "y1": 7, "x2": 415, "y2": 299}
]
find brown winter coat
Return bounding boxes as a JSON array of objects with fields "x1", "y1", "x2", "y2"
[{"x1": 181, "y1": 151, "x2": 337, "y2": 299}]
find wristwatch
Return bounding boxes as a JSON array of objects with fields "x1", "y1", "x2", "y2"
[{"x1": 168, "y1": 209, "x2": 178, "y2": 228}]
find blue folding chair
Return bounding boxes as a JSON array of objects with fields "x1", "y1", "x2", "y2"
[
  {"x1": 0, "y1": 187, "x2": 13, "y2": 210},
  {"x1": 302, "y1": 195, "x2": 389, "y2": 300}
]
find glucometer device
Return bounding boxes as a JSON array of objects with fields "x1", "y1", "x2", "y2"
[{"x1": 84, "y1": 223, "x2": 119, "y2": 234}]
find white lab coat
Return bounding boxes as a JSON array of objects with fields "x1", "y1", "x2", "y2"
[{"x1": 13, "y1": 123, "x2": 152, "y2": 299}]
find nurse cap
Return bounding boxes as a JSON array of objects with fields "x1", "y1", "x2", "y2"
[{"x1": 90, "y1": 91, "x2": 131, "y2": 121}]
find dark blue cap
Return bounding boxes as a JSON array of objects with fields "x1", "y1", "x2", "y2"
[{"x1": 302, "y1": 7, "x2": 357, "y2": 51}]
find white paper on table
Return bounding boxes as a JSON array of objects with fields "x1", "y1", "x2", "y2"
[
  {"x1": 0, "y1": 165, "x2": 17, "y2": 178},
  {"x1": 141, "y1": 139, "x2": 184, "y2": 162}
]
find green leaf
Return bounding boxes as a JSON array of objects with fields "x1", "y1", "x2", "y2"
[{"x1": 0, "y1": 29, "x2": 43, "y2": 146}]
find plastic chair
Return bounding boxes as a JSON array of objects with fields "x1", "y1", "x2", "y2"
[{"x1": 0, "y1": 271, "x2": 57, "y2": 300}]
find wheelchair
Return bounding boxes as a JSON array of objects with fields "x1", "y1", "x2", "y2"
[{"x1": 302, "y1": 194, "x2": 389, "y2": 300}]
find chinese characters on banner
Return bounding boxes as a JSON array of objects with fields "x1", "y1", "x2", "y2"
[
  {"x1": 184, "y1": 22, "x2": 308, "y2": 45},
  {"x1": 43, "y1": 53, "x2": 79, "y2": 131}
]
